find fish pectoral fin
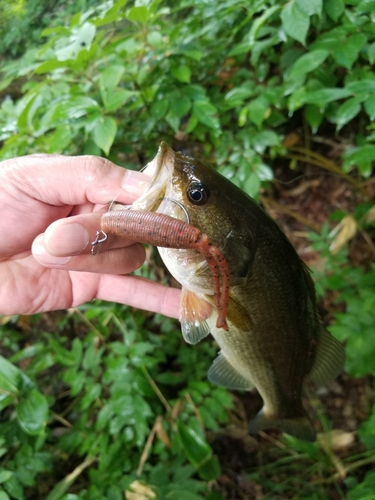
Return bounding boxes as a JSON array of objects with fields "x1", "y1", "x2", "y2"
[
  {"x1": 249, "y1": 409, "x2": 316, "y2": 442},
  {"x1": 307, "y1": 326, "x2": 345, "y2": 388},
  {"x1": 208, "y1": 352, "x2": 254, "y2": 390},
  {"x1": 179, "y1": 288, "x2": 212, "y2": 345}
]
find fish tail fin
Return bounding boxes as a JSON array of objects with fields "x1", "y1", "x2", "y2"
[{"x1": 249, "y1": 410, "x2": 316, "y2": 442}]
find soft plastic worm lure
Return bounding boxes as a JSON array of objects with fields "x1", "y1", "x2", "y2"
[{"x1": 92, "y1": 210, "x2": 230, "y2": 330}]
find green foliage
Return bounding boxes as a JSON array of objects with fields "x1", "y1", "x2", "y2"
[
  {"x1": 0, "y1": 0, "x2": 375, "y2": 498},
  {"x1": 0, "y1": 305, "x2": 231, "y2": 498}
]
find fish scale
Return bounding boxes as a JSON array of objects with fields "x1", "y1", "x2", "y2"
[{"x1": 126, "y1": 142, "x2": 345, "y2": 441}]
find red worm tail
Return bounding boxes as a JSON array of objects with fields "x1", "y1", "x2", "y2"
[{"x1": 100, "y1": 210, "x2": 229, "y2": 330}]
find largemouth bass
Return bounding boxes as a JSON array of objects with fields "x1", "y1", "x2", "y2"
[{"x1": 109, "y1": 142, "x2": 345, "y2": 441}]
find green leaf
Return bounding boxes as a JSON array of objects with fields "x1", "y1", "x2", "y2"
[
  {"x1": 0, "y1": 492, "x2": 10, "y2": 500},
  {"x1": 281, "y1": 1, "x2": 310, "y2": 45},
  {"x1": 364, "y1": 94, "x2": 375, "y2": 120},
  {"x1": 305, "y1": 104, "x2": 323, "y2": 132},
  {"x1": 324, "y1": 0, "x2": 344, "y2": 21},
  {"x1": 177, "y1": 422, "x2": 221, "y2": 481},
  {"x1": 168, "y1": 92, "x2": 191, "y2": 119},
  {"x1": 334, "y1": 97, "x2": 362, "y2": 131},
  {"x1": 104, "y1": 90, "x2": 137, "y2": 113},
  {"x1": 343, "y1": 145, "x2": 375, "y2": 177},
  {"x1": 127, "y1": 6, "x2": 148, "y2": 24},
  {"x1": 35, "y1": 59, "x2": 71, "y2": 74},
  {"x1": 99, "y1": 65, "x2": 125, "y2": 92},
  {"x1": 46, "y1": 125, "x2": 74, "y2": 153},
  {"x1": 0, "y1": 470, "x2": 13, "y2": 484},
  {"x1": 288, "y1": 50, "x2": 329, "y2": 79},
  {"x1": 296, "y1": 0, "x2": 322, "y2": 16},
  {"x1": 345, "y1": 80, "x2": 375, "y2": 96},
  {"x1": 303, "y1": 88, "x2": 352, "y2": 106},
  {"x1": 225, "y1": 84, "x2": 256, "y2": 107},
  {"x1": 151, "y1": 99, "x2": 169, "y2": 120},
  {"x1": 244, "y1": 172, "x2": 261, "y2": 197},
  {"x1": 368, "y1": 42, "x2": 375, "y2": 65},
  {"x1": 247, "y1": 98, "x2": 269, "y2": 129},
  {"x1": 0, "y1": 356, "x2": 23, "y2": 397},
  {"x1": 192, "y1": 100, "x2": 220, "y2": 130},
  {"x1": 171, "y1": 65, "x2": 191, "y2": 83},
  {"x1": 92, "y1": 116, "x2": 117, "y2": 155},
  {"x1": 332, "y1": 34, "x2": 367, "y2": 69},
  {"x1": 16, "y1": 389, "x2": 49, "y2": 435}
]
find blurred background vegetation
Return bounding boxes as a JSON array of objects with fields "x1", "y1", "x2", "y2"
[{"x1": 0, "y1": 0, "x2": 374, "y2": 498}]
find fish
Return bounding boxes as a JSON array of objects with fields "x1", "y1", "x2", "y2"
[{"x1": 112, "y1": 142, "x2": 345, "y2": 441}]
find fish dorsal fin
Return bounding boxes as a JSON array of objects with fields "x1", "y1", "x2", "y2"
[
  {"x1": 179, "y1": 288, "x2": 212, "y2": 345},
  {"x1": 208, "y1": 352, "x2": 254, "y2": 390},
  {"x1": 307, "y1": 327, "x2": 345, "y2": 388}
]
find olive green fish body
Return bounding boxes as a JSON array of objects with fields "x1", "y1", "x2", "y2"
[{"x1": 131, "y1": 142, "x2": 345, "y2": 441}]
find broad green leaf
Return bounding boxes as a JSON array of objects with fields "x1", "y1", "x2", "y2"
[
  {"x1": 303, "y1": 88, "x2": 352, "y2": 106},
  {"x1": 225, "y1": 84, "x2": 256, "y2": 107},
  {"x1": 168, "y1": 92, "x2": 191, "y2": 119},
  {"x1": 0, "y1": 356, "x2": 23, "y2": 397},
  {"x1": 345, "y1": 80, "x2": 375, "y2": 96},
  {"x1": 0, "y1": 492, "x2": 10, "y2": 500},
  {"x1": 334, "y1": 97, "x2": 362, "y2": 131},
  {"x1": 281, "y1": 1, "x2": 310, "y2": 45},
  {"x1": 0, "y1": 470, "x2": 13, "y2": 484},
  {"x1": 368, "y1": 42, "x2": 375, "y2": 65},
  {"x1": 244, "y1": 172, "x2": 261, "y2": 198},
  {"x1": 332, "y1": 34, "x2": 366, "y2": 69},
  {"x1": 165, "y1": 113, "x2": 180, "y2": 133},
  {"x1": 253, "y1": 130, "x2": 280, "y2": 153},
  {"x1": 343, "y1": 145, "x2": 375, "y2": 177},
  {"x1": 177, "y1": 422, "x2": 221, "y2": 481},
  {"x1": 248, "y1": 5, "x2": 280, "y2": 43},
  {"x1": 288, "y1": 86, "x2": 307, "y2": 114},
  {"x1": 127, "y1": 6, "x2": 148, "y2": 24},
  {"x1": 35, "y1": 59, "x2": 71, "y2": 74},
  {"x1": 151, "y1": 99, "x2": 169, "y2": 120},
  {"x1": 305, "y1": 104, "x2": 323, "y2": 132},
  {"x1": 364, "y1": 94, "x2": 375, "y2": 120},
  {"x1": 296, "y1": 0, "x2": 322, "y2": 16},
  {"x1": 16, "y1": 389, "x2": 49, "y2": 435},
  {"x1": 247, "y1": 98, "x2": 269, "y2": 129},
  {"x1": 104, "y1": 90, "x2": 137, "y2": 113},
  {"x1": 99, "y1": 65, "x2": 125, "y2": 92},
  {"x1": 147, "y1": 31, "x2": 163, "y2": 47},
  {"x1": 171, "y1": 65, "x2": 191, "y2": 84},
  {"x1": 324, "y1": 0, "x2": 344, "y2": 21},
  {"x1": 170, "y1": 49, "x2": 202, "y2": 61},
  {"x1": 192, "y1": 100, "x2": 220, "y2": 130},
  {"x1": 92, "y1": 116, "x2": 117, "y2": 155},
  {"x1": 47, "y1": 125, "x2": 74, "y2": 153},
  {"x1": 288, "y1": 50, "x2": 329, "y2": 79}
]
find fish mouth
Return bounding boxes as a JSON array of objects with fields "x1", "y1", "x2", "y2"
[{"x1": 131, "y1": 142, "x2": 174, "y2": 212}]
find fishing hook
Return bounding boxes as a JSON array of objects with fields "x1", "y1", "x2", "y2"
[{"x1": 91, "y1": 230, "x2": 108, "y2": 255}]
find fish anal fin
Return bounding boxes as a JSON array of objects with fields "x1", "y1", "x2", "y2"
[
  {"x1": 179, "y1": 288, "x2": 212, "y2": 344},
  {"x1": 307, "y1": 327, "x2": 345, "y2": 388},
  {"x1": 208, "y1": 352, "x2": 254, "y2": 390},
  {"x1": 249, "y1": 409, "x2": 316, "y2": 442}
]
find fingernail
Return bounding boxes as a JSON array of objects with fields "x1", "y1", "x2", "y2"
[
  {"x1": 45, "y1": 221, "x2": 90, "y2": 256},
  {"x1": 122, "y1": 170, "x2": 150, "y2": 197},
  {"x1": 32, "y1": 235, "x2": 71, "y2": 265}
]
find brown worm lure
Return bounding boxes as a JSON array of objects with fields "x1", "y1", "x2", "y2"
[{"x1": 92, "y1": 210, "x2": 230, "y2": 331}]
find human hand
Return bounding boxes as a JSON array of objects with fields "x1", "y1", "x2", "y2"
[{"x1": 0, "y1": 154, "x2": 180, "y2": 317}]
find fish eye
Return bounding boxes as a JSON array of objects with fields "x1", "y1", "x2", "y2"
[{"x1": 187, "y1": 182, "x2": 210, "y2": 205}]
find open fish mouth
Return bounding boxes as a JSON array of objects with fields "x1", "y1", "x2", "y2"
[
  {"x1": 131, "y1": 142, "x2": 175, "y2": 212},
  {"x1": 131, "y1": 142, "x2": 189, "y2": 223}
]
